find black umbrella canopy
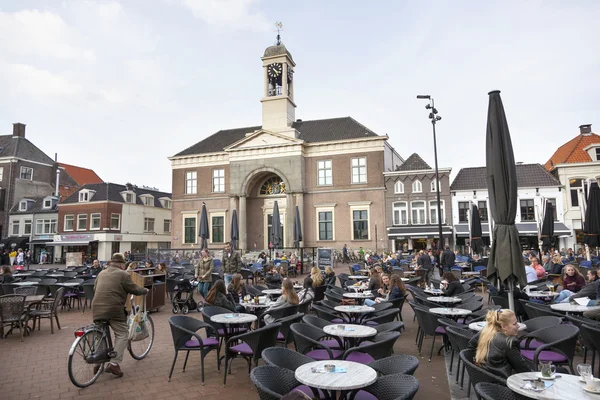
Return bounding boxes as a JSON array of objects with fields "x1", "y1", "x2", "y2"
[
  {"x1": 540, "y1": 201, "x2": 554, "y2": 252},
  {"x1": 230, "y1": 209, "x2": 239, "y2": 251},
  {"x1": 584, "y1": 181, "x2": 600, "y2": 248},
  {"x1": 293, "y1": 205, "x2": 302, "y2": 249},
  {"x1": 271, "y1": 201, "x2": 282, "y2": 248},
  {"x1": 470, "y1": 204, "x2": 484, "y2": 255},
  {"x1": 199, "y1": 203, "x2": 210, "y2": 250},
  {"x1": 485, "y1": 90, "x2": 526, "y2": 287}
]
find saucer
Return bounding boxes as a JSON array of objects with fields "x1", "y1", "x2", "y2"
[
  {"x1": 539, "y1": 373, "x2": 556, "y2": 380},
  {"x1": 583, "y1": 386, "x2": 600, "y2": 394}
]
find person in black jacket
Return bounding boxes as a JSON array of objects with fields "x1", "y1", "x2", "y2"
[
  {"x1": 265, "y1": 265, "x2": 282, "y2": 286},
  {"x1": 416, "y1": 250, "x2": 433, "y2": 285},
  {"x1": 440, "y1": 246, "x2": 455, "y2": 273},
  {"x1": 441, "y1": 272, "x2": 465, "y2": 296},
  {"x1": 324, "y1": 266, "x2": 336, "y2": 286}
]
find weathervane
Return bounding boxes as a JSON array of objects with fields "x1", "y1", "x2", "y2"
[{"x1": 275, "y1": 21, "x2": 283, "y2": 45}]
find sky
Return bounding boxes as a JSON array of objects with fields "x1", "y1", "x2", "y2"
[{"x1": 0, "y1": 0, "x2": 599, "y2": 192}]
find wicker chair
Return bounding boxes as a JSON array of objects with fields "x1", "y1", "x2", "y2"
[
  {"x1": 367, "y1": 354, "x2": 420, "y2": 376},
  {"x1": 28, "y1": 287, "x2": 65, "y2": 334},
  {"x1": 387, "y1": 294, "x2": 408, "y2": 322},
  {"x1": 14, "y1": 286, "x2": 38, "y2": 296},
  {"x1": 275, "y1": 313, "x2": 304, "y2": 346},
  {"x1": 519, "y1": 324, "x2": 579, "y2": 373},
  {"x1": 342, "y1": 331, "x2": 400, "y2": 364},
  {"x1": 523, "y1": 316, "x2": 562, "y2": 332},
  {"x1": 455, "y1": 301, "x2": 483, "y2": 312},
  {"x1": 580, "y1": 324, "x2": 600, "y2": 376},
  {"x1": 262, "y1": 347, "x2": 313, "y2": 370},
  {"x1": 446, "y1": 327, "x2": 477, "y2": 392},
  {"x1": 0, "y1": 294, "x2": 27, "y2": 340},
  {"x1": 373, "y1": 321, "x2": 404, "y2": 334},
  {"x1": 437, "y1": 318, "x2": 467, "y2": 375},
  {"x1": 348, "y1": 373, "x2": 419, "y2": 400},
  {"x1": 318, "y1": 299, "x2": 340, "y2": 309},
  {"x1": 474, "y1": 382, "x2": 527, "y2": 400},
  {"x1": 240, "y1": 268, "x2": 254, "y2": 285},
  {"x1": 297, "y1": 299, "x2": 312, "y2": 314},
  {"x1": 301, "y1": 315, "x2": 344, "y2": 349},
  {"x1": 311, "y1": 304, "x2": 346, "y2": 323},
  {"x1": 566, "y1": 315, "x2": 600, "y2": 370},
  {"x1": 250, "y1": 365, "x2": 302, "y2": 400},
  {"x1": 460, "y1": 348, "x2": 507, "y2": 398},
  {"x1": 490, "y1": 295, "x2": 510, "y2": 309},
  {"x1": 413, "y1": 307, "x2": 445, "y2": 361},
  {"x1": 247, "y1": 285, "x2": 264, "y2": 296},
  {"x1": 290, "y1": 323, "x2": 344, "y2": 360},
  {"x1": 260, "y1": 304, "x2": 299, "y2": 326},
  {"x1": 167, "y1": 315, "x2": 220, "y2": 384},
  {"x1": 362, "y1": 308, "x2": 400, "y2": 326}
]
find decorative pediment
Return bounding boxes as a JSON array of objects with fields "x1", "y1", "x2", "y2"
[{"x1": 225, "y1": 130, "x2": 303, "y2": 151}]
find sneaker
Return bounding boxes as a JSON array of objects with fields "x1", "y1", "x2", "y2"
[{"x1": 104, "y1": 363, "x2": 124, "y2": 377}]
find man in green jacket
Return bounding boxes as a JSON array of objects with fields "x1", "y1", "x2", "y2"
[{"x1": 222, "y1": 242, "x2": 241, "y2": 287}]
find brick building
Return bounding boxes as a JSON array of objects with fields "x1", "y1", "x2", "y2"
[{"x1": 169, "y1": 38, "x2": 401, "y2": 253}]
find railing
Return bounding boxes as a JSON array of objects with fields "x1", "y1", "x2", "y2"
[{"x1": 268, "y1": 86, "x2": 283, "y2": 96}]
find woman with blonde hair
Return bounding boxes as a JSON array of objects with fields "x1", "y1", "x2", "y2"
[
  {"x1": 474, "y1": 309, "x2": 530, "y2": 378},
  {"x1": 263, "y1": 279, "x2": 299, "y2": 324},
  {"x1": 310, "y1": 266, "x2": 324, "y2": 287},
  {"x1": 324, "y1": 266, "x2": 336, "y2": 286}
]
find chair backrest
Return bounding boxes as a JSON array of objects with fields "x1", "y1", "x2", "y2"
[
  {"x1": 51, "y1": 287, "x2": 66, "y2": 312},
  {"x1": 245, "y1": 322, "x2": 282, "y2": 363},
  {"x1": 530, "y1": 324, "x2": 580, "y2": 362},
  {"x1": 264, "y1": 304, "x2": 299, "y2": 323},
  {"x1": 365, "y1": 308, "x2": 400, "y2": 325},
  {"x1": 475, "y1": 382, "x2": 521, "y2": 400},
  {"x1": 297, "y1": 299, "x2": 312, "y2": 314},
  {"x1": 82, "y1": 284, "x2": 95, "y2": 301},
  {"x1": 302, "y1": 314, "x2": 331, "y2": 330},
  {"x1": 64, "y1": 272, "x2": 77, "y2": 278},
  {"x1": 413, "y1": 308, "x2": 441, "y2": 336},
  {"x1": 312, "y1": 285, "x2": 326, "y2": 302},
  {"x1": 276, "y1": 313, "x2": 304, "y2": 345},
  {"x1": 353, "y1": 373, "x2": 419, "y2": 400},
  {"x1": 459, "y1": 348, "x2": 507, "y2": 387},
  {"x1": 370, "y1": 302, "x2": 393, "y2": 313},
  {"x1": 344, "y1": 331, "x2": 400, "y2": 361},
  {"x1": 490, "y1": 295, "x2": 509, "y2": 309},
  {"x1": 262, "y1": 347, "x2": 314, "y2": 371},
  {"x1": 0, "y1": 294, "x2": 26, "y2": 322},
  {"x1": 290, "y1": 323, "x2": 327, "y2": 355},
  {"x1": 246, "y1": 285, "x2": 263, "y2": 296},
  {"x1": 373, "y1": 321, "x2": 404, "y2": 334},
  {"x1": 523, "y1": 316, "x2": 562, "y2": 332},
  {"x1": 24, "y1": 277, "x2": 41, "y2": 282},
  {"x1": 446, "y1": 326, "x2": 476, "y2": 352},
  {"x1": 169, "y1": 315, "x2": 215, "y2": 349},
  {"x1": 310, "y1": 304, "x2": 341, "y2": 323},
  {"x1": 14, "y1": 286, "x2": 38, "y2": 296},
  {"x1": 456, "y1": 301, "x2": 483, "y2": 312},
  {"x1": 319, "y1": 299, "x2": 340, "y2": 309},
  {"x1": 324, "y1": 291, "x2": 344, "y2": 302},
  {"x1": 580, "y1": 324, "x2": 600, "y2": 353},
  {"x1": 39, "y1": 278, "x2": 57, "y2": 285},
  {"x1": 250, "y1": 365, "x2": 300, "y2": 399},
  {"x1": 367, "y1": 354, "x2": 420, "y2": 376},
  {"x1": 211, "y1": 273, "x2": 221, "y2": 284}
]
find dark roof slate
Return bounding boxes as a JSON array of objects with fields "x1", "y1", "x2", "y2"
[
  {"x1": 450, "y1": 163, "x2": 561, "y2": 191},
  {"x1": 61, "y1": 183, "x2": 171, "y2": 207},
  {"x1": 397, "y1": 153, "x2": 432, "y2": 171},
  {"x1": 10, "y1": 196, "x2": 58, "y2": 214},
  {"x1": 173, "y1": 117, "x2": 381, "y2": 157},
  {"x1": 0, "y1": 135, "x2": 55, "y2": 165}
]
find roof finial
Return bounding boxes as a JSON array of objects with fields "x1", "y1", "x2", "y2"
[{"x1": 274, "y1": 21, "x2": 283, "y2": 45}]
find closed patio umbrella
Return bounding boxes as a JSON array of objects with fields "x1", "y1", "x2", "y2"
[
  {"x1": 485, "y1": 90, "x2": 526, "y2": 312},
  {"x1": 199, "y1": 203, "x2": 209, "y2": 250},
  {"x1": 540, "y1": 201, "x2": 554, "y2": 253},
  {"x1": 293, "y1": 205, "x2": 302, "y2": 249},
  {"x1": 584, "y1": 181, "x2": 600, "y2": 250},
  {"x1": 230, "y1": 209, "x2": 239, "y2": 251},
  {"x1": 271, "y1": 201, "x2": 282, "y2": 249},
  {"x1": 470, "y1": 204, "x2": 484, "y2": 255}
]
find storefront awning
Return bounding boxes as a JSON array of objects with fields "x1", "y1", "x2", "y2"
[
  {"x1": 388, "y1": 225, "x2": 454, "y2": 238},
  {"x1": 0, "y1": 237, "x2": 29, "y2": 249},
  {"x1": 454, "y1": 223, "x2": 491, "y2": 237},
  {"x1": 455, "y1": 222, "x2": 571, "y2": 237},
  {"x1": 45, "y1": 241, "x2": 91, "y2": 246},
  {"x1": 554, "y1": 222, "x2": 572, "y2": 237}
]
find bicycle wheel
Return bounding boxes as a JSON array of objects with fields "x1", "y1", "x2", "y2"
[
  {"x1": 68, "y1": 330, "x2": 105, "y2": 388},
  {"x1": 128, "y1": 314, "x2": 154, "y2": 360}
]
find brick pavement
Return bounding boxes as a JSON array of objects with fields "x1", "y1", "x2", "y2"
[{"x1": 0, "y1": 263, "x2": 452, "y2": 400}]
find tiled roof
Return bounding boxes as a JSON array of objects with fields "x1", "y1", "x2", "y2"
[
  {"x1": 544, "y1": 131, "x2": 600, "y2": 171},
  {"x1": 450, "y1": 163, "x2": 561, "y2": 191},
  {"x1": 10, "y1": 196, "x2": 58, "y2": 214},
  {"x1": 396, "y1": 153, "x2": 432, "y2": 171},
  {"x1": 61, "y1": 183, "x2": 171, "y2": 206},
  {"x1": 58, "y1": 163, "x2": 103, "y2": 185},
  {"x1": 173, "y1": 117, "x2": 381, "y2": 157},
  {"x1": 0, "y1": 135, "x2": 55, "y2": 165}
]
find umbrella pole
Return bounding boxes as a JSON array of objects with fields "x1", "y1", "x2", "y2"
[{"x1": 507, "y1": 279, "x2": 515, "y2": 312}]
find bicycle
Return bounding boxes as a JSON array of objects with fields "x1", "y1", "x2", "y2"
[{"x1": 67, "y1": 295, "x2": 154, "y2": 388}]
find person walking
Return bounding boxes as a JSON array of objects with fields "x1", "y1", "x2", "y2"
[
  {"x1": 222, "y1": 242, "x2": 241, "y2": 287},
  {"x1": 416, "y1": 250, "x2": 433, "y2": 285},
  {"x1": 195, "y1": 249, "x2": 213, "y2": 299},
  {"x1": 440, "y1": 246, "x2": 455, "y2": 273},
  {"x1": 342, "y1": 244, "x2": 350, "y2": 264}
]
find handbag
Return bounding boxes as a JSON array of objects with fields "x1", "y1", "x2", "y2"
[{"x1": 128, "y1": 296, "x2": 149, "y2": 341}]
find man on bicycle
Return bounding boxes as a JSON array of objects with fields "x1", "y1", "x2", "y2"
[{"x1": 92, "y1": 253, "x2": 148, "y2": 377}]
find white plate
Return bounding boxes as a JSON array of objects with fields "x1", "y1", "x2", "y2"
[
  {"x1": 539, "y1": 373, "x2": 556, "y2": 380},
  {"x1": 583, "y1": 386, "x2": 600, "y2": 394}
]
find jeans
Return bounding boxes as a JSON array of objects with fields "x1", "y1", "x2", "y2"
[
  {"x1": 364, "y1": 299, "x2": 376, "y2": 306},
  {"x1": 224, "y1": 274, "x2": 233, "y2": 287},
  {"x1": 197, "y1": 281, "x2": 211, "y2": 299},
  {"x1": 553, "y1": 290, "x2": 574, "y2": 303},
  {"x1": 109, "y1": 319, "x2": 129, "y2": 363}
]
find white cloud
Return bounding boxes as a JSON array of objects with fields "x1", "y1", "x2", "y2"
[
  {"x1": 181, "y1": 0, "x2": 270, "y2": 31},
  {"x1": 0, "y1": 63, "x2": 82, "y2": 97}
]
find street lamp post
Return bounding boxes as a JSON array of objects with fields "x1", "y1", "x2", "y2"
[{"x1": 417, "y1": 95, "x2": 443, "y2": 251}]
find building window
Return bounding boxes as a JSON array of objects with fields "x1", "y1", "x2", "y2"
[
  {"x1": 430, "y1": 179, "x2": 440, "y2": 192},
  {"x1": 36, "y1": 219, "x2": 57, "y2": 235},
  {"x1": 351, "y1": 157, "x2": 367, "y2": 184},
  {"x1": 184, "y1": 217, "x2": 196, "y2": 244},
  {"x1": 160, "y1": 198, "x2": 172, "y2": 209},
  {"x1": 352, "y1": 209, "x2": 369, "y2": 239},
  {"x1": 20, "y1": 166, "x2": 33, "y2": 180},
  {"x1": 111, "y1": 213, "x2": 120, "y2": 230},
  {"x1": 144, "y1": 218, "x2": 155, "y2": 232},
  {"x1": 90, "y1": 213, "x2": 101, "y2": 230},
  {"x1": 478, "y1": 201, "x2": 488, "y2": 222},
  {"x1": 19, "y1": 201, "x2": 27, "y2": 211},
  {"x1": 569, "y1": 178, "x2": 588, "y2": 207},
  {"x1": 318, "y1": 211, "x2": 333, "y2": 240},
  {"x1": 394, "y1": 181, "x2": 404, "y2": 194},
  {"x1": 318, "y1": 160, "x2": 332, "y2": 186},
  {"x1": 164, "y1": 219, "x2": 171, "y2": 233},
  {"x1": 429, "y1": 201, "x2": 445, "y2": 224},
  {"x1": 458, "y1": 202, "x2": 469, "y2": 223},
  {"x1": 411, "y1": 201, "x2": 426, "y2": 225},
  {"x1": 596, "y1": 148, "x2": 600, "y2": 161},
  {"x1": 185, "y1": 171, "x2": 197, "y2": 194},
  {"x1": 520, "y1": 199, "x2": 535, "y2": 221},
  {"x1": 0, "y1": 166, "x2": 3, "y2": 181},
  {"x1": 211, "y1": 216, "x2": 224, "y2": 243},
  {"x1": 212, "y1": 169, "x2": 225, "y2": 192},
  {"x1": 125, "y1": 192, "x2": 134, "y2": 203},
  {"x1": 412, "y1": 180, "x2": 422, "y2": 193},
  {"x1": 11, "y1": 220, "x2": 19, "y2": 236},
  {"x1": 64, "y1": 215, "x2": 74, "y2": 231},
  {"x1": 77, "y1": 214, "x2": 87, "y2": 230},
  {"x1": 24, "y1": 219, "x2": 32, "y2": 235},
  {"x1": 79, "y1": 192, "x2": 89, "y2": 202},
  {"x1": 142, "y1": 195, "x2": 154, "y2": 206},
  {"x1": 393, "y1": 202, "x2": 408, "y2": 225},
  {"x1": 43, "y1": 199, "x2": 52, "y2": 209},
  {"x1": 546, "y1": 198, "x2": 558, "y2": 221}
]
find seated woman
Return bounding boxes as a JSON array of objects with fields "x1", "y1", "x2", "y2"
[
  {"x1": 310, "y1": 266, "x2": 324, "y2": 288},
  {"x1": 324, "y1": 266, "x2": 336, "y2": 286},
  {"x1": 442, "y1": 272, "x2": 465, "y2": 297},
  {"x1": 365, "y1": 273, "x2": 405, "y2": 306},
  {"x1": 205, "y1": 279, "x2": 236, "y2": 312},
  {"x1": 263, "y1": 279, "x2": 299, "y2": 324},
  {"x1": 298, "y1": 277, "x2": 315, "y2": 303},
  {"x1": 1, "y1": 266, "x2": 14, "y2": 283},
  {"x1": 367, "y1": 270, "x2": 383, "y2": 293},
  {"x1": 227, "y1": 273, "x2": 247, "y2": 312},
  {"x1": 156, "y1": 262, "x2": 168, "y2": 274},
  {"x1": 265, "y1": 265, "x2": 282, "y2": 286},
  {"x1": 554, "y1": 264, "x2": 596, "y2": 303}
]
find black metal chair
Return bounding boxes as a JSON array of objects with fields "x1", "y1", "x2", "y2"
[
  {"x1": 290, "y1": 323, "x2": 344, "y2": 361},
  {"x1": 28, "y1": 287, "x2": 64, "y2": 334},
  {"x1": 348, "y1": 373, "x2": 419, "y2": 400},
  {"x1": 413, "y1": 307, "x2": 445, "y2": 361},
  {"x1": 167, "y1": 315, "x2": 220, "y2": 384},
  {"x1": 250, "y1": 365, "x2": 302, "y2": 400},
  {"x1": 223, "y1": 322, "x2": 281, "y2": 386},
  {"x1": 474, "y1": 382, "x2": 527, "y2": 400},
  {"x1": 519, "y1": 324, "x2": 579, "y2": 373},
  {"x1": 446, "y1": 327, "x2": 476, "y2": 393},
  {"x1": 342, "y1": 331, "x2": 400, "y2": 364},
  {"x1": 0, "y1": 294, "x2": 27, "y2": 340},
  {"x1": 460, "y1": 348, "x2": 507, "y2": 398},
  {"x1": 367, "y1": 354, "x2": 420, "y2": 376}
]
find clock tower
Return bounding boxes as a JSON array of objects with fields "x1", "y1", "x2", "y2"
[{"x1": 261, "y1": 36, "x2": 297, "y2": 135}]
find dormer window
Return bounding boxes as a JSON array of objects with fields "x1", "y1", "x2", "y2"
[
  {"x1": 141, "y1": 194, "x2": 154, "y2": 206},
  {"x1": 596, "y1": 148, "x2": 600, "y2": 161},
  {"x1": 43, "y1": 199, "x2": 52, "y2": 209},
  {"x1": 121, "y1": 191, "x2": 135, "y2": 203},
  {"x1": 159, "y1": 198, "x2": 172, "y2": 209},
  {"x1": 78, "y1": 190, "x2": 95, "y2": 203},
  {"x1": 19, "y1": 200, "x2": 27, "y2": 211}
]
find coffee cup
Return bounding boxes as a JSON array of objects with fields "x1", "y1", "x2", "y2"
[
  {"x1": 586, "y1": 378, "x2": 600, "y2": 392},
  {"x1": 577, "y1": 363, "x2": 592, "y2": 382},
  {"x1": 324, "y1": 364, "x2": 335, "y2": 372}
]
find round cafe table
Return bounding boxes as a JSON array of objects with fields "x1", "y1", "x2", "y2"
[
  {"x1": 295, "y1": 360, "x2": 378, "y2": 400},
  {"x1": 550, "y1": 303, "x2": 600, "y2": 315},
  {"x1": 348, "y1": 275, "x2": 368, "y2": 280},
  {"x1": 424, "y1": 289, "x2": 444, "y2": 295},
  {"x1": 427, "y1": 296, "x2": 461, "y2": 304},
  {"x1": 527, "y1": 291, "x2": 559, "y2": 299},
  {"x1": 429, "y1": 308, "x2": 472, "y2": 317},
  {"x1": 334, "y1": 305, "x2": 375, "y2": 324},
  {"x1": 507, "y1": 372, "x2": 596, "y2": 400},
  {"x1": 13, "y1": 281, "x2": 38, "y2": 286},
  {"x1": 323, "y1": 324, "x2": 377, "y2": 348},
  {"x1": 469, "y1": 321, "x2": 527, "y2": 332},
  {"x1": 343, "y1": 292, "x2": 374, "y2": 304}
]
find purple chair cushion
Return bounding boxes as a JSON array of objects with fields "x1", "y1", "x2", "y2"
[
  {"x1": 320, "y1": 339, "x2": 342, "y2": 349},
  {"x1": 277, "y1": 332, "x2": 285, "y2": 341},
  {"x1": 332, "y1": 318, "x2": 345, "y2": 324},
  {"x1": 185, "y1": 337, "x2": 219, "y2": 348},
  {"x1": 293, "y1": 386, "x2": 326, "y2": 399},
  {"x1": 435, "y1": 326, "x2": 446, "y2": 335},
  {"x1": 229, "y1": 342, "x2": 253, "y2": 355},
  {"x1": 520, "y1": 350, "x2": 568, "y2": 363},
  {"x1": 305, "y1": 349, "x2": 344, "y2": 360},
  {"x1": 345, "y1": 351, "x2": 375, "y2": 364},
  {"x1": 365, "y1": 321, "x2": 379, "y2": 326},
  {"x1": 352, "y1": 390, "x2": 378, "y2": 400},
  {"x1": 519, "y1": 339, "x2": 544, "y2": 350}
]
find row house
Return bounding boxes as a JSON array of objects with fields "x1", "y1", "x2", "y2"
[{"x1": 56, "y1": 183, "x2": 172, "y2": 262}]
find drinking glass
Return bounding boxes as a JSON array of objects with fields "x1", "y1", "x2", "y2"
[
  {"x1": 546, "y1": 282, "x2": 554, "y2": 293},
  {"x1": 577, "y1": 363, "x2": 593, "y2": 382},
  {"x1": 539, "y1": 361, "x2": 556, "y2": 378}
]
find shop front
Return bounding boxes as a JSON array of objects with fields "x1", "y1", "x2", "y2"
[
  {"x1": 388, "y1": 225, "x2": 454, "y2": 253},
  {"x1": 28, "y1": 236, "x2": 55, "y2": 264},
  {"x1": 47, "y1": 234, "x2": 98, "y2": 264}
]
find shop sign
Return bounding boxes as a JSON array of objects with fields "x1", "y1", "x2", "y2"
[
  {"x1": 59, "y1": 234, "x2": 94, "y2": 242},
  {"x1": 114, "y1": 235, "x2": 123, "y2": 241}
]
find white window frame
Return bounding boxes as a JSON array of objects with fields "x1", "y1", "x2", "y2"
[
  {"x1": 19, "y1": 200, "x2": 27, "y2": 211},
  {"x1": 90, "y1": 213, "x2": 101, "y2": 230},
  {"x1": 141, "y1": 195, "x2": 154, "y2": 206},
  {"x1": 315, "y1": 206, "x2": 336, "y2": 241},
  {"x1": 43, "y1": 199, "x2": 52, "y2": 209},
  {"x1": 20, "y1": 166, "x2": 33, "y2": 180},
  {"x1": 350, "y1": 205, "x2": 370, "y2": 240},
  {"x1": 210, "y1": 212, "x2": 226, "y2": 244},
  {"x1": 411, "y1": 201, "x2": 426, "y2": 225},
  {"x1": 64, "y1": 214, "x2": 74, "y2": 231},
  {"x1": 412, "y1": 180, "x2": 422, "y2": 193},
  {"x1": 394, "y1": 181, "x2": 404, "y2": 194},
  {"x1": 11, "y1": 220, "x2": 20, "y2": 236},
  {"x1": 110, "y1": 213, "x2": 121, "y2": 230},
  {"x1": 212, "y1": 169, "x2": 225, "y2": 193},
  {"x1": 317, "y1": 160, "x2": 333, "y2": 186},
  {"x1": 77, "y1": 214, "x2": 87, "y2": 231},
  {"x1": 79, "y1": 191, "x2": 89, "y2": 202},
  {"x1": 24, "y1": 219, "x2": 32, "y2": 235},
  {"x1": 393, "y1": 202, "x2": 408, "y2": 225},
  {"x1": 144, "y1": 217, "x2": 155, "y2": 232},
  {"x1": 429, "y1": 200, "x2": 445, "y2": 224},
  {"x1": 351, "y1": 157, "x2": 367, "y2": 184},
  {"x1": 430, "y1": 179, "x2": 440, "y2": 192},
  {"x1": 160, "y1": 198, "x2": 172, "y2": 209},
  {"x1": 36, "y1": 218, "x2": 57, "y2": 235},
  {"x1": 0, "y1": 166, "x2": 4, "y2": 181},
  {"x1": 164, "y1": 219, "x2": 172, "y2": 234},
  {"x1": 183, "y1": 215, "x2": 197, "y2": 244},
  {"x1": 185, "y1": 171, "x2": 197, "y2": 194}
]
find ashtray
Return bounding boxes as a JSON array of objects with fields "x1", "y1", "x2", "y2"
[
  {"x1": 324, "y1": 364, "x2": 335, "y2": 372},
  {"x1": 337, "y1": 325, "x2": 345, "y2": 329}
]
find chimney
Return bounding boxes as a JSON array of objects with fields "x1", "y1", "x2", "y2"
[
  {"x1": 12, "y1": 123, "x2": 26, "y2": 138},
  {"x1": 580, "y1": 124, "x2": 592, "y2": 135},
  {"x1": 126, "y1": 182, "x2": 133, "y2": 191}
]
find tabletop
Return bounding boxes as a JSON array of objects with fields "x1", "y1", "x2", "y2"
[
  {"x1": 429, "y1": 307, "x2": 472, "y2": 316},
  {"x1": 462, "y1": 271, "x2": 481, "y2": 276},
  {"x1": 241, "y1": 302, "x2": 270, "y2": 308},
  {"x1": 427, "y1": 296, "x2": 461, "y2": 303},
  {"x1": 550, "y1": 304, "x2": 600, "y2": 313},
  {"x1": 59, "y1": 282, "x2": 81, "y2": 287},
  {"x1": 334, "y1": 305, "x2": 375, "y2": 314},
  {"x1": 25, "y1": 295, "x2": 45, "y2": 303},
  {"x1": 210, "y1": 313, "x2": 257, "y2": 324},
  {"x1": 14, "y1": 272, "x2": 34, "y2": 276},
  {"x1": 295, "y1": 360, "x2": 377, "y2": 391},
  {"x1": 401, "y1": 278, "x2": 410, "y2": 282},
  {"x1": 323, "y1": 324, "x2": 377, "y2": 338},
  {"x1": 262, "y1": 289, "x2": 282, "y2": 295},
  {"x1": 45, "y1": 274, "x2": 64, "y2": 277},
  {"x1": 424, "y1": 289, "x2": 444, "y2": 295},
  {"x1": 469, "y1": 321, "x2": 527, "y2": 331},
  {"x1": 507, "y1": 372, "x2": 598, "y2": 399},
  {"x1": 13, "y1": 281, "x2": 38, "y2": 286},
  {"x1": 527, "y1": 291, "x2": 560, "y2": 298},
  {"x1": 343, "y1": 292, "x2": 374, "y2": 299},
  {"x1": 348, "y1": 275, "x2": 368, "y2": 280}
]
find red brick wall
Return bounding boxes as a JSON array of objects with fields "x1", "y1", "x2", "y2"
[{"x1": 58, "y1": 202, "x2": 123, "y2": 232}]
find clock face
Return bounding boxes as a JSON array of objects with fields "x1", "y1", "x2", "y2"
[{"x1": 267, "y1": 63, "x2": 282, "y2": 80}]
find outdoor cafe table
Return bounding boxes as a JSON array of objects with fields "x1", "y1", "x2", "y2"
[
  {"x1": 334, "y1": 305, "x2": 375, "y2": 324},
  {"x1": 527, "y1": 291, "x2": 560, "y2": 300},
  {"x1": 424, "y1": 288, "x2": 444, "y2": 295},
  {"x1": 427, "y1": 296, "x2": 461, "y2": 304},
  {"x1": 295, "y1": 360, "x2": 378, "y2": 400},
  {"x1": 550, "y1": 303, "x2": 600, "y2": 315},
  {"x1": 342, "y1": 292, "x2": 374, "y2": 304},
  {"x1": 59, "y1": 282, "x2": 81, "y2": 287},
  {"x1": 429, "y1": 307, "x2": 472, "y2": 317},
  {"x1": 401, "y1": 278, "x2": 410, "y2": 282},
  {"x1": 262, "y1": 289, "x2": 282, "y2": 295},
  {"x1": 469, "y1": 321, "x2": 527, "y2": 332},
  {"x1": 323, "y1": 324, "x2": 377, "y2": 348},
  {"x1": 25, "y1": 295, "x2": 45, "y2": 303},
  {"x1": 13, "y1": 281, "x2": 38, "y2": 286},
  {"x1": 507, "y1": 372, "x2": 598, "y2": 399},
  {"x1": 347, "y1": 275, "x2": 368, "y2": 280},
  {"x1": 462, "y1": 271, "x2": 480, "y2": 276}
]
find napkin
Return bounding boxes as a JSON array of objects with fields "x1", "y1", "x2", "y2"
[
  {"x1": 575, "y1": 297, "x2": 591, "y2": 306},
  {"x1": 223, "y1": 315, "x2": 235, "y2": 319},
  {"x1": 334, "y1": 367, "x2": 347, "y2": 373},
  {"x1": 521, "y1": 381, "x2": 553, "y2": 392},
  {"x1": 344, "y1": 327, "x2": 356, "y2": 331}
]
